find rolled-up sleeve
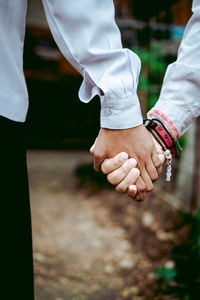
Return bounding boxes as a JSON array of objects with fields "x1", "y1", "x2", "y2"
[
  {"x1": 42, "y1": 0, "x2": 143, "y2": 129},
  {"x1": 153, "y1": 0, "x2": 200, "y2": 135}
]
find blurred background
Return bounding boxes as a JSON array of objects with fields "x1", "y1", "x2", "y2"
[{"x1": 25, "y1": 0, "x2": 200, "y2": 299}]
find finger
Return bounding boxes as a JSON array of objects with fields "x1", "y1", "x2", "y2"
[
  {"x1": 151, "y1": 134, "x2": 165, "y2": 173},
  {"x1": 156, "y1": 161, "x2": 162, "y2": 176},
  {"x1": 145, "y1": 159, "x2": 159, "y2": 182},
  {"x1": 101, "y1": 152, "x2": 129, "y2": 174},
  {"x1": 135, "y1": 177, "x2": 146, "y2": 202},
  {"x1": 139, "y1": 162, "x2": 154, "y2": 192},
  {"x1": 116, "y1": 168, "x2": 140, "y2": 194},
  {"x1": 151, "y1": 134, "x2": 163, "y2": 153},
  {"x1": 158, "y1": 153, "x2": 165, "y2": 164},
  {"x1": 157, "y1": 153, "x2": 165, "y2": 175},
  {"x1": 152, "y1": 151, "x2": 163, "y2": 176},
  {"x1": 127, "y1": 184, "x2": 137, "y2": 198},
  {"x1": 94, "y1": 155, "x2": 105, "y2": 172},
  {"x1": 107, "y1": 158, "x2": 137, "y2": 185}
]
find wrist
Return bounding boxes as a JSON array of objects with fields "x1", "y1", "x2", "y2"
[
  {"x1": 147, "y1": 108, "x2": 180, "y2": 141},
  {"x1": 144, "y1": 118, "x2": 176, "y2": 155},
  {"x1": 144, "y1": 118, "x2": 174, "y2": 182},
  {"x1": 100, "y1": 94, "x2": 143, "y2": 130}
]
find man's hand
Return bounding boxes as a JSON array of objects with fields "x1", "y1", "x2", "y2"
[
  {"x1": 91, "y1": 125, "x2": 162, "y2": 201},
  {"x1": 90, "y1": 125, "x2": 162, "y2": 201},
  {"x1": 100, "y1": 152, "x2": 140, "y2": 198},
  {"x1": 99, "y1": 135, "x2": 165, "y2": 200}
]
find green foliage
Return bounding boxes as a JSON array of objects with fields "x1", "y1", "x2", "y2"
[
  {"x1": 138, "y1": 74, "x2": 149, "y2": 90},
  {"x1": 195, "y1": 208, "x2": 200, "y2": 258},
  {"x1": 132, "y1": 44, "x2": 167, "y2": 111},
  {"x1": 155, "y1": 266, "x2": 177, "y2": 280},
  {"x1": 147, "y1": 95, "x2": 158, "y2": 110},
  {"x1": 178, "y1": 132, "x2": 187, "y2": 150},
  {"x1": 154, "y1": 209, "x2": 200, "y2": 299},
  {"x1": 133, "y1": 44, "x2": 188, "y2": 149}
]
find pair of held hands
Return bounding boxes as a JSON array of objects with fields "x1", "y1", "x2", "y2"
[{"x1": 90, "y1": 124, "x2": 166, "y2": 201}]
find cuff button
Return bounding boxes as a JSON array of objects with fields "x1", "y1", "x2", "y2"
[{"x1": 104, "y1": 109, "x2": 112, "y2": 116}]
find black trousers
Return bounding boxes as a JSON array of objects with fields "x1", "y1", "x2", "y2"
[{"x1": 0, "y1": 116, "x2": 34, "y2": 299}]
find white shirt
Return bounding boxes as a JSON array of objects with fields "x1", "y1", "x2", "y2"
[
  {"x1": 154, "y1": 0, "x2": 200, "y2": 135},
  {"x1": 0, "y1": 0, "x2": 143, "y2": 129}
]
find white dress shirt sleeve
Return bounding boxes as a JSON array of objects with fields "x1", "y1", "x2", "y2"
[
  {"x1": 154, "y1": 0, "x2": 200, "y2": 135},
  {"x1": 0, "y1": 0, "x2": 28, "y2": 122},
  {"x1": 42, "y1": 0, "x2": 143, "y2": 129}
]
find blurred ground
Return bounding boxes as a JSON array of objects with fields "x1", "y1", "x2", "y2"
[{"x1": 28, "y1": 150, "x2": 180, "y2": 300}]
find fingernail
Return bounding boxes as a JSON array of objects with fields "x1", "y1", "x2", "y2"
[{"x1": 129, "y1": 185, "x2": 136, "y2": 191}]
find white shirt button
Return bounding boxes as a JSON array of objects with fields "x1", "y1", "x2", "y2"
[{"x1": 104, "y1": 109, "x2": 112, "y2": 116}]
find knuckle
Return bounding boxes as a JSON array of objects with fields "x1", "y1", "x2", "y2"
[
  {"x1": 127, "y1": 168, "x2": 140, "y2": 183},
  {"x1": 121, "y1": 160, "x2": 129, "y2": 169},
  {"x1": 151, "y1": 173, "x2": 159, "y2": 181},
  {"x1": 120, "y1": 165, "x2": 128, "y2": 177},
  {"x1": 101, "y1": 164, "x2": 107, "y2": 174},
  {"x1": 94, "y1": 166, "x2": 100, "y2": 172},
  {"x1": 135, "y1": 193, "x2": 145, "y2": 202},
  {"x1": 146, "y1": 184, "x2": 154, "y2": 192},
  {"x1": 135, "y1": 168, "x2": 140, "y2": 177},
  {"x1": 136, "y1": 178, "x2": 146, "y2": 194},
  {"x1": 116, "y1": 185, "x2": 126, "y2": 194},
  {"x1": 93, "y1": 152, "x2": 103, "y2": 160},
  {"x1": 107, "y1": 174, "x2": 117, "y2": 185},
  {"x1": 137, "y1": 185, "x2": 146, "y2": 193},
  {"x1": 155, "y1": 161, "x2": 162, "y2": 169},
  {"x1": 128, "y1": 158, "x2": 137, "y2": 167}
]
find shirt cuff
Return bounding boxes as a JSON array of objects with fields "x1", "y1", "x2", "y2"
[{"x1": 100, "y1": 93, "x2": 143, "y2": 129}]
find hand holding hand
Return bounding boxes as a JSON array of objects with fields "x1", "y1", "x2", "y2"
[
  {"x1": 91, "y1": 133, "x2": 165, "y2": 201},
  {"x1": 90, "y1": 125, "x2": 162, "y2": 201},
  {"x1": 100, "y1": 152, "x2": 140, "y2": 198}
]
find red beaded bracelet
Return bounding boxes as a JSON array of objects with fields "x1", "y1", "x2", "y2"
[
  {"x1": 144, "y1": 118, "x2": 176, "y2": 181},
  {"x1": 144, "y1": 118, "x2": 176, "y2": 154}
]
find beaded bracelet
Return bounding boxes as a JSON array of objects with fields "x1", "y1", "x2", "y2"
[{"x1": 143, "y1": 118, "x2": 176, "y2": 181}]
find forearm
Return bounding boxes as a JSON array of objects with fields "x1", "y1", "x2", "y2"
[
  {"x1": 42, "y1": 0, "x2": 143, "y2": 129},
  {"x1": 148, "y1": 0, "x2": 200, "y2": 137}
]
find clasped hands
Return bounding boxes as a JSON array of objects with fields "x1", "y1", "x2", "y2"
[{"x1": 90, "y1": 124, "x2": 165, "y2": 201}]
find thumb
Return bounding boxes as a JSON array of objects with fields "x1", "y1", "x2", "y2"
[
  {"x1": 90, "y1": 138, "x2": 97, "y2": 154},
  {"x1": 158, "y1": 153, "x2": 165, "y2": 164},
  {"x1": 90, "y1": 144, "x2": 95, "y2": 154}
]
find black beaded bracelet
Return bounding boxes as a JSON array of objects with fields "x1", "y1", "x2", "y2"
[
  {"x1": 144, "y1": 118, "x2": 176, "y2": 155},
  {"x1": 144, "y1": 118, "x2": 176, "y2": 181}
]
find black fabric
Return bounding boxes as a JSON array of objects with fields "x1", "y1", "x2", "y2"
[
  {"x1": 0, "y1": 116, "x2": 34, "y2": 299},
  {"x1": 131, "y1": 0, "x2": 180, "y2": 22}
]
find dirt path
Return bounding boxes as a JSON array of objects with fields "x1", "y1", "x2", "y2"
[{"x1": 28, "y1": 151, "x2": 175, "y2": 300}]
